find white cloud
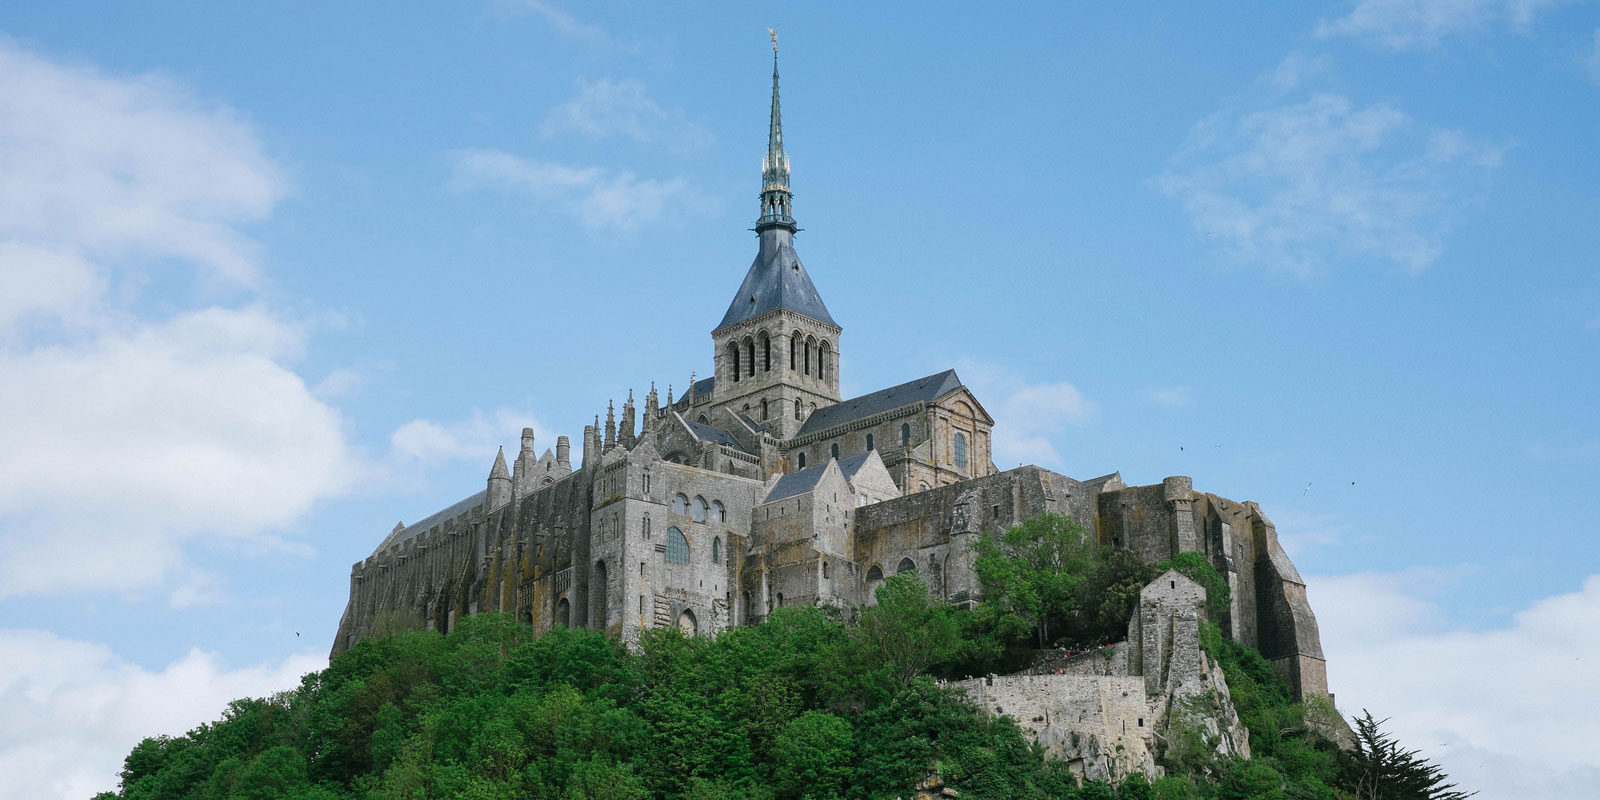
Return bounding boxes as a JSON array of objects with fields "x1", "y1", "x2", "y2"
[
  {"x1": 957, "y1": 361, "x2": 1095, "y2": 470},
  {"x1": 391, "y1": 407, "x2": 560, "y2": 465},
  {"x1": 448, "y1": 148, "x2": 709, "y2": 233},
  {"x1": 0, "y1": 41, "x2": 360, "y2": 601},
  {"x1": 1144, "y1": 386, "x2": 1193, "y2": 408},
  {"x1": 0, "y1": 308, "x2": 359, "y2": 599},
  {"x1": 543, "y1": 78, "x2": 712, "y2": 157},
  {"x1": 1315, "y1": 0, "x2": 1567, "y2": 50},
  {"x1": 1155, "y1": 87, "x2": 1505, "y2": 276},
  {"x1": 0, "y1": 629, "x2": 322, "y2": 800},
  {"x1": 1313, "y1": 570, "x2": 1600, "y2": 799},
  {"x1": 0, "y1": 38, "x2": 285, "y2": 290}
]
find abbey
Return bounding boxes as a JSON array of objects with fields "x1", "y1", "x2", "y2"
[{"x1": 332, "y1": 53, "x2": 1330, "y2": 705}]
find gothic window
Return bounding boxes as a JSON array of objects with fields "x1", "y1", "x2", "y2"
[
  {"x1": 897, "y1": 557, "x2": 916, "y2": 574},
  {"x1": 954, "y1": 432, "x2": 968, "y2": 469},
  {"x1": 745, "y1": 338, "x2": 756, "y2": 377},
  {"x1": 666, "y1": 527, "x2": 690, "y2": 563},
  {"x1": 804, "y1": 335, "x2": 815, "y2": 375},
  {"x1": 712, "y1": 536, "x2": 721, "y2": 564},
  {"x1": 591, "y1": 561, "x2": 608, "y2": 628},
  {"x1": 798, "y1": 453, "x2": 806, "y2": 469},
  {"x1": 692, "y1": 496, "x2": 708, "y2": 523},
  {"x1": 642, "y1": 468, "x2": 650, "y2": 494},
  {"x1": 730, "y1": 342, "x2": 741, "y2": 383},
  {"x1": 678, "y1": 608, "x2": 698, "y2": 635},
  {"x1": 818, "y1": 341, "x2": 830, "y2": 381},
  {"x1": 830, "y1": 443, "x2": 839, "y2": 460},
  {"x1": 866, "y1": 565, "x2": 883, "y2": 581},
  {"x1": 789, "y1": 335, "x2": 797, "y2": 371},
  {"x1": 698, "y1": 415, "x2": 708, "y2": 424},
  {"x1": 901, "y1": 423, "x2": 911, "y2": 447},
  {"x1": 865, "y1": 433, "x2": 874, "y2": 451},
  {"x1": 642, "y1": 513, "x2": 651, "y2": 539},
  {"x1": 712, "y1": 500, "x2": 725, "y2": 522},
  {"x1": 672, "y1": 494, "x2": 689, "y2": 515},
  {"x1": 761, "y1": 333, "x2": 771, "y2": 372},
  {"x1": 794, "y1": 398, "x2": 802, "y2": 420}
]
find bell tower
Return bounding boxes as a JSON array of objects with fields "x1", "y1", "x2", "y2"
[{"x1": 711, "y1": 37, "x2": 841, "y2": 440}]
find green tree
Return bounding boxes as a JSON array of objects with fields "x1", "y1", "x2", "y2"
[
  {"x1": 772, "y1": 711, "x2": 853, "y2": 800},
  {"x1": 854, "y1": 572, "x2": 961, "y2": 684},
  {"x1": 973, "y1": 513, "x2": 1095, "y2": 647},
  {"x1": 1341, "y1": 712, "x2": 1475, "y2": 800}
]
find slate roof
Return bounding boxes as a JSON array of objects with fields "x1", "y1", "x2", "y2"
[
  {"x1": 763, "y1": 452, "x2": 874, "y2": 503},
  {"x1": 716, "y1": 228, "x2": 836, "y2": 331},
  {"x1": 683, "y1": 418, "x2": 746, "y2": 452},
  {"x1": 796, "y1": 369, "x2": 964, "y2": 437},
  {"x1": 380, "y1": 489, "x2": 487, "y2": 553},
  {"x1": 672, "y1": 376, "x2": 717, "y2": 409}
]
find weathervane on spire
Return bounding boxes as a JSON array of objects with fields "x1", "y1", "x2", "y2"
[{"x1": 768, "y1": 27, "x2": 778, "y2": 54}]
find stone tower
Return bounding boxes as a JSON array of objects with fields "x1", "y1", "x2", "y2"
[{"x1": 712, "y1": 47, "x2": 841, "y2": 440}]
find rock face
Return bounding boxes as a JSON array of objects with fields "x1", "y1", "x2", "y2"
[{"x1": 953, "y1": 570, "x2": 1250, "y2": 783}]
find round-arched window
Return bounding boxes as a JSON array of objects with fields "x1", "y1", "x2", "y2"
[
  {"x1": 901, "y1": 423, "x2": 911, "y2": 447},
  {"x1": 830, "y1": 443, "x2": 839, "y2": 460},
  {"x1": 953, "y1": 432, "x2": 968, "y2": 469},
  {"x1": 865, "y1": 433, "x2": 874, "y2": 451},
  {"x1": 712, "y1": 536, "x2": 721, "y2": 564},
  {"x1": 797, "y1": 453, "x2": 806, "y2": 469},
  {"x1": 666, "y1": 527, "x2": 690, "y2": 563},
  {"x1": 692, "y1": 496, "x2": 708, "y2": 523}
]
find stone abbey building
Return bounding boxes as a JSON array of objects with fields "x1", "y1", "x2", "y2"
[{"x1": 332, "y1": 52, "x2": 1331, "y2": 706}]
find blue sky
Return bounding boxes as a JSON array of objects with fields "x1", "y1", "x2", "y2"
[{"x1": 0, "y1": 2, "x2": 1597, "y2": 798}]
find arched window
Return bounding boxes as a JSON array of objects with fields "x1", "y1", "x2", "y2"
[
  {"x1": 775, "y1": 592, "x2": 784, "y2": 608},
  {"x1": 697, "y1": 414, "x2": 708, "y2": 424},
  {"x1": 678, "y1": 608, "x2": 698, "y2": 635},
  {"x1": 672, "y1": 494, "x2": 689, "y2": 515},
  {"x1": 917, "y1": 482, "x2": 930, "y2": 492},
  {"x1": 692, "y1": 496, "x2": 708, "y2": 522},
  {"x1": 866, "y1": 565, "x2": 884, "y2": 581},
  {"x1": 830, "y1": 443, "x2": 839, "y2": 460},
  {"x1": 761, "y1": 399, "x2": 768, "y2": 420},
  {"x1": 794, "y1": 399, "x2": 802, "y2": 420},
  {"x1": 556, "y1": 597, "x2": 570, "y2": 627},
  {"x1": 797, "y1": 453, "x2": 806, "y2": 469},
  {"x1": 745, "y1": 338, "x2": 756, "y2": 377},
  {"x1": 822, "y1": 561, "x2": 830, "y2": 578},
  {"x1": 592, "y1": 561, "x2": 608, "y2": 628},
  {"x1": 712, "y1": 536, "x2": 721, "y2": 564},
  {"x1": 901, "y1": 423, "x2": 911, "y2": 447},
  {"x1": 865, "y1": 433, "x2": 874, "y2": 451},
  {"x1": 642, "y1": 468, "x2": 650, "y2": 494},
  {"x1": 804, "y1": 335, "x2": 815, "y2": 375},
  {"x1": 743, "y1": 591, "x2": 753, "y2": 623},
  {"x1": 897, "y1": 557, "x2": 917, "y2": 574},
  {"x1": 642, "y1": 513, "x2": 651, "y2": 539},
  {"x1": 666, "y1": 527, "x2": 690, "y2": 563},
  {"x1": 953, "y1": 432, "x2": 968, "y2": 469},
  {"x1": 712, "y1": 500, "x2": 725, "y2": 522},
  {"x1": 789, "y1": 335, "x2": 797, "y2": 371},
  {"x1": 729, "y1": 342, "x2": 741, "y2": 383},
  {"x1": 761, "y1": 333, "x2": 771, "y2": 372},
  {"x1": 818, "y1": 342, "x2": 830, "y2": 381}
]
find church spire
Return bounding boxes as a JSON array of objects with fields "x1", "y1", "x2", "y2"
[{"x1": 756, "y1": 31, "x2": 794, "y2": 233}]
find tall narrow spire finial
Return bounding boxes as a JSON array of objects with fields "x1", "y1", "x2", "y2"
[{"x1": 756, "y1": 33, "x2": 795, "y2": 234}]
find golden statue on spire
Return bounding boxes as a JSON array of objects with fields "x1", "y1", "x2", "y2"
[{"x1": 768, "y1": 27, "x2": 778, "y2": 53}]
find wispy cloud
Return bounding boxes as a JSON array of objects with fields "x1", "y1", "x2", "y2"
[
  {"x1": 448, "y1": 148, "x2": 710, "y2": 233},
  {"x1": 1585, "y1": 28, "x2": 1600, "y2": 85},
  {"x1": 1154, "y1": 64, "x2": 1507, "y2": 277},
  {"x1": 491, "y1": 0, "x2": 619, "y2": 50},
  {"x1": 1313, "y1": 570, "x2": 1600, "y2": 799},
  {"x1": 390, "y1": 407, "x2": 561, "y2": 466},
  {"x1": 1315, "y1": 0, "x2": 1569, "y2": 50},
  {"x1": 1144, "y1": 386, "x2": 1193, "y2": 408},
  {"x1": 543, "y1": 77, "x2": 713, "y2": 157}
]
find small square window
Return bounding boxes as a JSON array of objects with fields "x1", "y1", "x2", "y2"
[{"x1": 992, "y1": 504, "x2": 1000, "y2": 519}]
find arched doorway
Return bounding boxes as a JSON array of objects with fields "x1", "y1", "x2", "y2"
[
  {"x1": 677, "y1": 608, "x2": 698, "y2": 636},
  {"x1": 556, "y1": 597, "x2": 570, "y2": 628}
]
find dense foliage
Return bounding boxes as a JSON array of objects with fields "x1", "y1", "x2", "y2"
[{"x1": 101, "y1": 516, "x2": 1468, "y2": 800}]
